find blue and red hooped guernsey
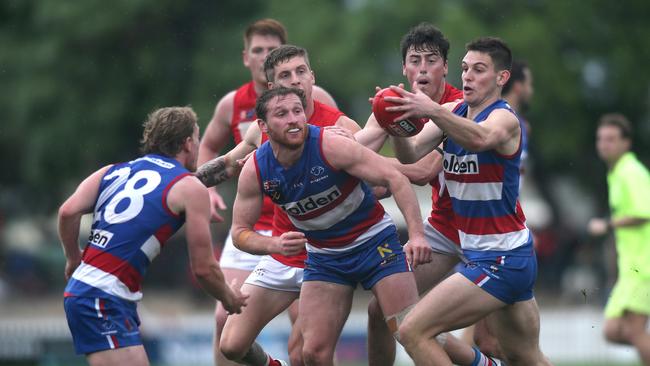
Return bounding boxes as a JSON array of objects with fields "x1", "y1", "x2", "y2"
[
  {"x1": 444, "y1": 100, "x2": 533, "y2": 261},
  {"x1": 64, "y1": 154, "x2": 190, "y2": 302},
  {"x1": 268, "y1": 100, "x2": 345, "y2": 268},
  {"x1": 255, "y1": 125, "x2": 392, "y2": 254}
]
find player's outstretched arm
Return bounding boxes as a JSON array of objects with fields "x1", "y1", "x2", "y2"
[
  {"x1": 231, "y1": 158, "x2": 306, "y2": 257},
  {"x1": 390, "y1": 146, "x2": 444, "y2": 186},
  {"x1": 324, "y1": 116, "x2": 362, "y2": 145},
  {"x1": 385, "y1": 85, "x2": 520, "y2": 154},
  {"x1": 195, "y1": 122, "x2": 263, "y2": 188},
  {"x1": 428, "y1": 107, "x2": 519, "y2": 153},
  {"x1": 322, "y1": 132, "x2": 431, "y2": 267},
  {"x1": 169, "y1": 176, "x2": 248, "y2": 314},
  {"x1": 369, "y1": 84, "x2": 444, "y2": 163},
  {"x1": 336, "y1": 115, "x2": 362, "y2": 134},
  {"x1": 353, "y1": 114, "x2": 390, "y2": 152},
  {"x1": 58, "y1": 165, "x2": 112, "y2": 280}
]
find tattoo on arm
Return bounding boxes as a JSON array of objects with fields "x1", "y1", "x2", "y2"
[{"x1": 195, "y1": 157, "x2": 230, "y2": 188}]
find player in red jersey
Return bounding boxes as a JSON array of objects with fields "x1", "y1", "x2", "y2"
[
  {"x1": 342, "y1": 23, "x2": 502, "y2": 366},
  {"x1": 196, "y1": 19, "x2": 337, "y2": 366},
  {"x1": 197, "y1": 45, "x2": 361, "y2": 366}
]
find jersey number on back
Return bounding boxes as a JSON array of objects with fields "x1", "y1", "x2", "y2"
[{"x1": 99, "y1": 167, "x2": 162, "y2": 224}]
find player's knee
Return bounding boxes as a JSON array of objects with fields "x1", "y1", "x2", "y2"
[
  {"x1": 301, "y1": 342, "x2": 333, "y2": 365},
  {"x1": 475, "y1": 336, "x2": 501, "y2": 358},
  {"x1": 396, "y1": 320, "x2": 417, "y2": 349},
  {"x1": 289, "y1": 348, "x2": 303, "y2": 366},
  {"x1": 398, "y1": 317, "x2": 448, "y2": 351},
  {"x1": 288, "y1": 333, "x2": 303, "y2": 365},
  {"x1": 219, "y1": 336, "x2": 248, "y2": 362}
]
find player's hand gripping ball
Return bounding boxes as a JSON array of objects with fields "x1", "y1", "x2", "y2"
[{"x1": 372, "y1": 88, "x2": 426, "y2": 137}]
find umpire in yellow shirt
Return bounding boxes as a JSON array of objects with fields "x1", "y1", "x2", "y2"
[{"x1": 589, "y1": 113, "x2": 650, "y2": 365}]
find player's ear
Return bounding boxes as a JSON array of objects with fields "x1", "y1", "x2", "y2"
[
  {"x1": 257, "y1": 118, "x2": 268, "y2": 134},
  {"x1": 497, "y1": 70, "x2": 510, "y2": 87},
  {"x1": 182, "y1": 136, "x2": 193, "y2": 152}
]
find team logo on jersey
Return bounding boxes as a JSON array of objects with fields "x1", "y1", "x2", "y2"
[
  {"x1": 263, "y1": 179, "x2": 280, "y2": 191},
  {"x1": 281, "y1": 185, "x2": 341, "y2": 216},
  {"x1": 89, "y1": 229, "x2": 114, "y2": 248},
  {"x1": 309, "y1": 165, "x2": 329, "y2": 183},
  {"x1": 263, "y1": 179, "x2": 282, "y2": 202},
  {"x1": 378, "y1": 243, "x2": 398, "y2": 266},
  {"x1": 310, "y1": 166, "x2": 325, "y2": 176},
  {"x1": 443, "y1": 153, "x2": 479, "y2": 174},
  {"x1": 100, "y1": 319, "x2": 117, "y2": 335}
]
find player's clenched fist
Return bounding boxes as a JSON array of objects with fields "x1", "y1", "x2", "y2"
[
  {"x1": 404, "y1": 238, "x2": 433, "y2": 268},
  {"x1": 273, "y1": 231, "x2": 307, "y2": 256},
  {"x1": 223, "y1": 279, "x2": 249, "y2": 315}
]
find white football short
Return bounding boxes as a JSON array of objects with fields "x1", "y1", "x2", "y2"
[
  {"x1": 219, "y1": 229, "x2": 271, "y2": 271},
  {"x1": 423, "y1": 220, "x2": 467, "y2": 262},
  {"x1": 244, "y1": 255, "x2": 303, "y2": 292}
]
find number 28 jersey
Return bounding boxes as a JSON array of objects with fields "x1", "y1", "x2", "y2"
[{"x1": 64, "y1": 154, "x2": 191, "y2": 302}]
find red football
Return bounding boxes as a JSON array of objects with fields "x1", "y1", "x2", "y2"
[{"x1": 372, "y1": 88, "x2": 426, "y2": 137}]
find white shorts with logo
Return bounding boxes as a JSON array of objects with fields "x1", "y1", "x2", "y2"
[
  {"x1": 244, "y1": 255, "x2": 303, "y2": 293},
  {"x1": 219, "y1": 229, "x2": 271, "y2": 271},
  {"x1": 423, "y1": 220, "x2": 467, "y2": 262}
]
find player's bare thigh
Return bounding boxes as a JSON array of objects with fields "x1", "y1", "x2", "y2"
[
  {"x1": 87, "y1": 345, "x2": 149, "y2": 366},
  {"x1": 413, "y1": 253, "x2": 459, "y2": 295},
  {"x1": 372, "y1": 271, "x2": 419, "y2": 317},
  {"x1": 415, "y1": 221, "x2": 462, "y2": 294},
  {"x1": 299, "y1": 281, "x2": 354, "y2": 352},
  {"x1": 401, "y1": 273, "x2": 504, "y2": 338}
]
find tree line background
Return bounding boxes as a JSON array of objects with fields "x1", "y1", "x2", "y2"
[{"x1": 1, "y1": 0, "x2": 650, "y2": 296}]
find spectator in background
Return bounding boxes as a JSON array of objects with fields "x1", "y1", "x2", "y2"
[{"x1": 588, "y1": 113, "x2": 650, "y2": 365}]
